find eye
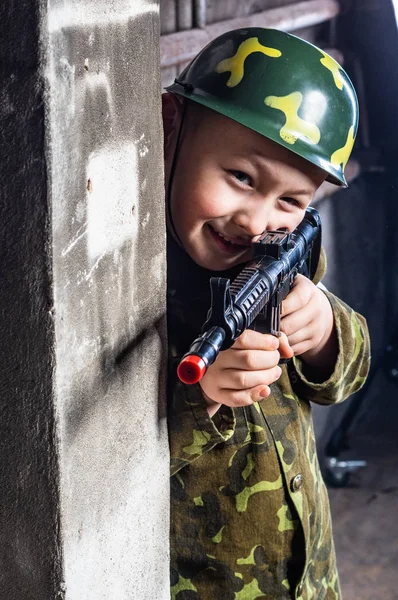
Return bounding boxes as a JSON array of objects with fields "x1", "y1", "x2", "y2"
[
  {"x1": 230, "y1": 170, "x2": 253, "y2": 187},
  {"x1": 280, "y1": 197, "x2": 302, "y2": 208}
]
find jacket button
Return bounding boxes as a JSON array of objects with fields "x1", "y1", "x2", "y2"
[
  {"x1": 297, "y1": 580, "x2": 304, "y2": 596},
  {"x1": 291, "y1": 473, "x2": 303, "y2": 492}
]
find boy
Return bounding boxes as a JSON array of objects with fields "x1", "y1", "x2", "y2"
[{"x1": 164, "y1": 28, "x2": 370, "y2": 600}]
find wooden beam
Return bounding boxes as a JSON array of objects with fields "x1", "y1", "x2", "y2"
[
  {"x1": 194, "y1": 0, "x2": 206, "y2": 29},
  {"x1": 160, "y1": 0, "x2": 177, "y2": 35},
  {"x1": 160, "y1": 0, "x2": 340, "y2": 68},
  {"x1": 177, "y1": 0, "x2": 193, "y2": 31}
]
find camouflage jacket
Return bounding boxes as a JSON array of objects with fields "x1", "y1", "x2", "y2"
[{"x1": 167, "y1": 235, "x2": 370, "y2": 600}]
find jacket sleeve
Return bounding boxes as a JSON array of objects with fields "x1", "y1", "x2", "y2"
[
  {"x1": 168, "y1": 379, "x2": 236, "y2": 476},
  {"x1": 289, "y1": 248, "x2": 371, "y2": 405}
]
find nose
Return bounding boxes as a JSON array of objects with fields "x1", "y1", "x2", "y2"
[{"x1": 234, "y1": 200, "x2": 277, "y2": 239}]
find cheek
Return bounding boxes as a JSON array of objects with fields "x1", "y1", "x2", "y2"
[
  {"x1": 268, "y1": 211, "x2": 304, "y2": 233},
  {"x1": 171, "y1": 155, "x2": 236, "y2": 223},
  {"x1": 287, "y1": 213, "x2": 307, "y2": 232},
  {"x1": 183, "y1": 179, "x2": 232, "y2": 220},
  {"x1": 197, "y1": 194, "x2": 229, "y2": 218}
]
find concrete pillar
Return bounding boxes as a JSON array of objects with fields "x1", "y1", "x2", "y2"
[{"x1": 0, "y1": 1, "x2": 169, "y2": 598}]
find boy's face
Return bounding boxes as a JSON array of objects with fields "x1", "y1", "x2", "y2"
[{"x1": 165, "y1": 98, "x2": 327, "y2": 271}]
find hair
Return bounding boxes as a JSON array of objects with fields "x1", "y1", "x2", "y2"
[{"x1": 183, "y1": 99, "x2": 210, "y2": 136}]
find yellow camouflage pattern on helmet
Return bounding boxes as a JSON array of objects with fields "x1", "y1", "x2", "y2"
[{"x1": 166, "y1": 28, "x2": 359, "y2": 186}]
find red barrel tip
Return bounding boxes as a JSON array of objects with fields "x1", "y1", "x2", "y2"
[{"x1": 177, "y1": 355, "x2": 207, "y2": 384}]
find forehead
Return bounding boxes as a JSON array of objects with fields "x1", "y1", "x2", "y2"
[{"x1": 186, "y1": 103, "x2": 326, "y2": 184}]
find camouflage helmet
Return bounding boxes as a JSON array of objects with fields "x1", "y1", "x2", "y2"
[{"x1": 166, "y1": 28, "x2": 359, "y2": 186}]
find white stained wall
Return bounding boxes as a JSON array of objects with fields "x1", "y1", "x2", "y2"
[{"x1": 47, "y1": 1, "x2": 169, "y2": 598}]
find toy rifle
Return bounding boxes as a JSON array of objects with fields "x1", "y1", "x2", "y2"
[{"x1": 177, "y1": 206, "x2": 322, "y2": 385}]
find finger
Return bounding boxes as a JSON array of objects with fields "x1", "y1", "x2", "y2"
[
  {"x1": 286, "y1": 326, "x2": 324, "y2": 356},
  {"x1": 281, "y1": 305, "x2": 313, "y2": 338},
  {"x1": 277, "y1": 332, "x2": 294, "y2": 359},
  {"x1": 217, "y1": 348, "x2": 281, "y2": 371},
  {"x1": 288, "y1": 339, "x2": 314, "y2": 357},
  {"x1": 285, "y1": 327, "x2": 311, "y2": 348},
  {"x1": 281, "y1": 275, "x2": 312, "y2": 317},
  {"x1": 232, "y1": 329, "x2": 279, "y2": 351},
  {"x1": 218, "y1": 365, "x2": 283, "y2": 391},
  {"x1": 218, "y1": 384, "x2": 272, "y2": 407}
]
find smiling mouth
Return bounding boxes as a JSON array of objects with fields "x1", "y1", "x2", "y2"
[{"x1": 208, "y1": 224, "x2": 252, "y2": 254}]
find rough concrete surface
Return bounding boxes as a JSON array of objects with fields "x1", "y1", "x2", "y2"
[
  {"x1": 47, "y1": 2, "x2": 169, "y2": 598},
  {"x1": 0, "y1": 0, "x2": 169, "y2": 598},
  {"x1": 0, "y1": 0, "x2": 61, "y2": 597}
]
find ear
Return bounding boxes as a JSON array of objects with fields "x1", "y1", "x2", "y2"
[{"x1": 162, "y1": 92, "x2": 183, "y2": 156}]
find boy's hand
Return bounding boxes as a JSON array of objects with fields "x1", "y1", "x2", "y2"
[
  {"x1": 199, "y1": 330, "x2": 293, "y2": 416},
  {"x1": 280, "y1": 274, "x2": 337, "y2": 378},
  {"x1": 199, "y1": 276, "x2": 336, "y2": 416}
]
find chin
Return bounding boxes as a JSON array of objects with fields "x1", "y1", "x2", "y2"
[
  {"x1": 198, "y1": 256, "x2": 246, "y2": 272},
  {"x1": 187, "y1": 243, "x2": 251, "y2": 271}
]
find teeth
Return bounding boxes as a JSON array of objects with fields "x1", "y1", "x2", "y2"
[
  {"x1": 218, "y1": 232, "x2": 232, "y2": 243},
  {"x1": 210, "y1": 225, "x2": 249, "y2": 247},
  {"x1": 213, "y1": 228, "x2": 236, "y2": 244},
  {"x1": 217, "y1": 231, "x2": 246, "y2": 246}
]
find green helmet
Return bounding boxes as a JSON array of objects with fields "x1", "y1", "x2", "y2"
[{"x1": 166, "y1": 28, "x2": 359, "y2": 186}]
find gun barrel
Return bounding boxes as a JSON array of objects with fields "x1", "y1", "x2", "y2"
[{"x1": 177, "y1": 326, "x2": 226, "y2": 384}]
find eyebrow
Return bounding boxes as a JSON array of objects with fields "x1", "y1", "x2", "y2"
[
  {"x1": 286, "y1": 188, "x2": 315, "y2": 198},
  {"x1": 239, "y1": 150, "x2": 316, "y2": 198}
]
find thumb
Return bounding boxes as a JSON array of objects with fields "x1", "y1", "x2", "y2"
[{"x1": 251, "y1": 384, "x2": 272, "y2": 401}]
